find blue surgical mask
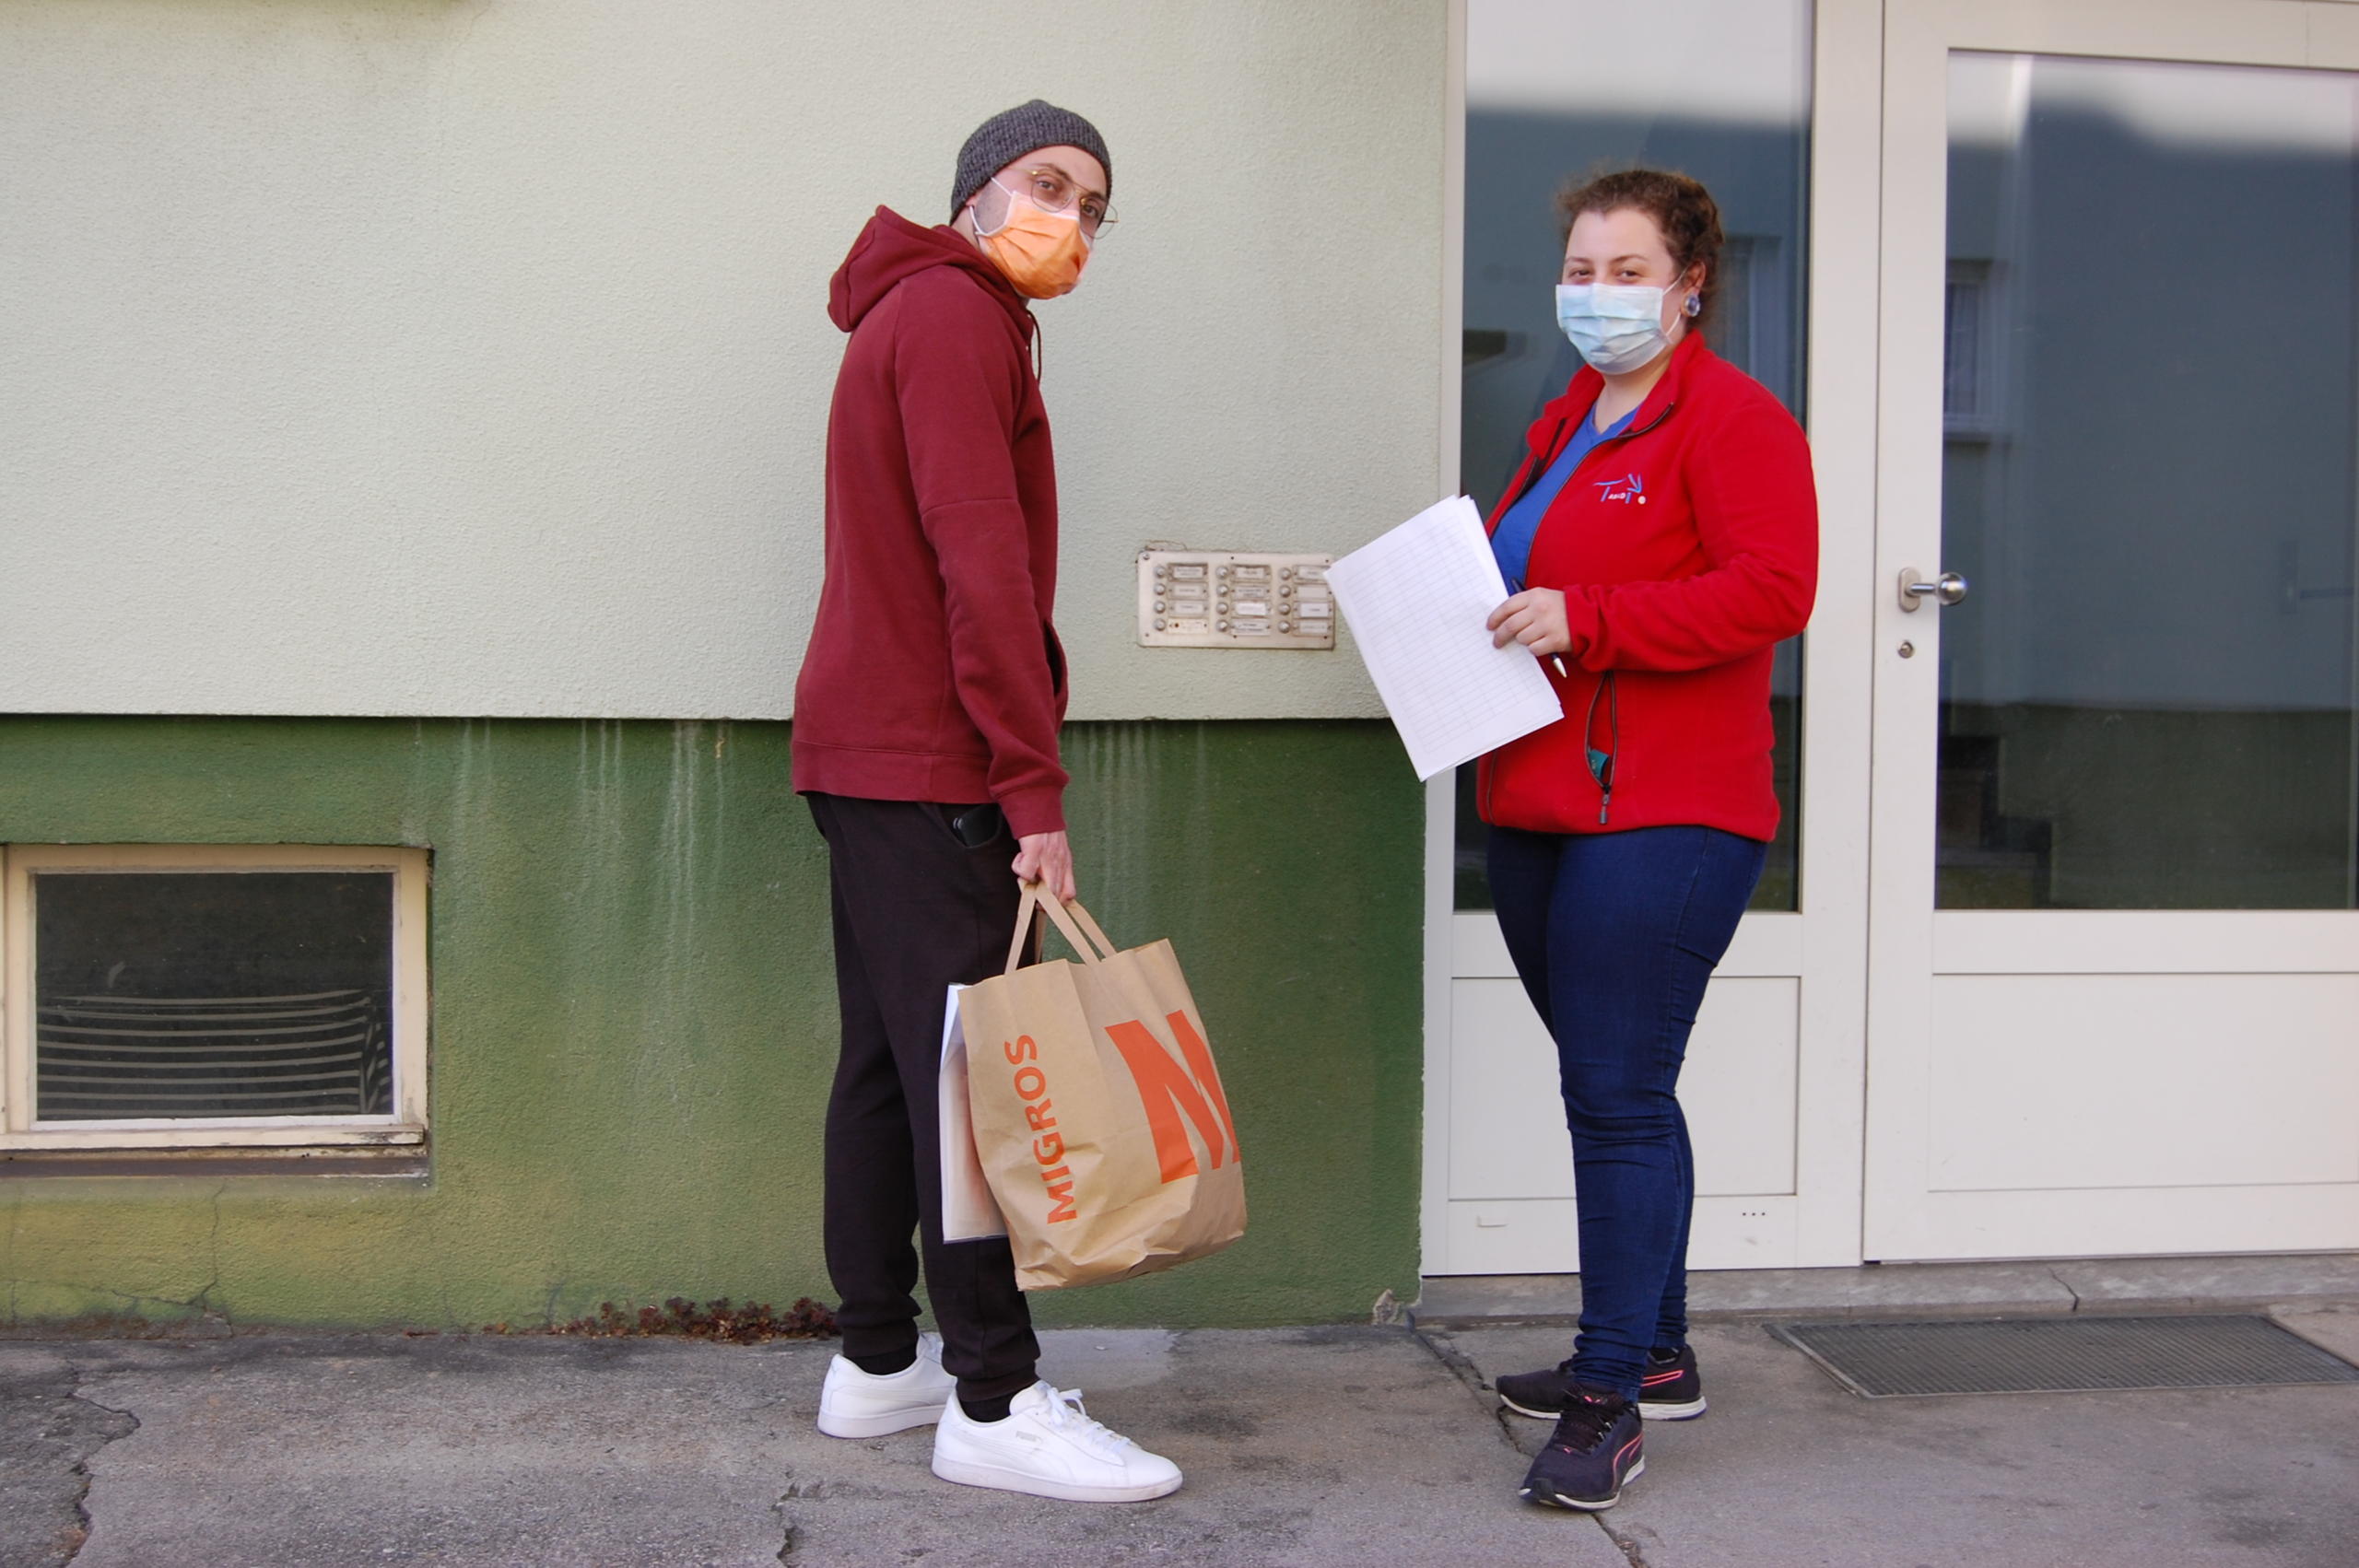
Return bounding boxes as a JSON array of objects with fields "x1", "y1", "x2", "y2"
[{"x1": 1555, "y1": 282, "x2": 1677, "y2": 375}]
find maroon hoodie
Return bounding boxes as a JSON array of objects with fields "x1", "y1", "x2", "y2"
[{"x1": 792, "y1": 207, "x2": 1069, "y2": 836}]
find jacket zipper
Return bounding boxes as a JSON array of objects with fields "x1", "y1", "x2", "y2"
[
  {"x1": 1573, "y1": 400, "x2": 1667, "y2": 829},
  {"x1": 1586, "y1": 671, "x2": 1620, "y2": 825}
]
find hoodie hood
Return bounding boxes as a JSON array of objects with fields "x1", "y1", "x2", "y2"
[{"x1": 828, "y1": 205, "x2": 1034, "y2": 340}]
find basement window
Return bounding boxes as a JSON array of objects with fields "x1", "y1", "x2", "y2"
[{"x1": 1, "y1": 845, "x2": 428, "y2": 1153}]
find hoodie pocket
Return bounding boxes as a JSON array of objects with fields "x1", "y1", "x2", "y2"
[{"x1": 1043, "y1": 621, "x2": 1067, "y2": 699}]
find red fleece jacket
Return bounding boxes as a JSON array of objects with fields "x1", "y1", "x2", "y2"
[
  {"x1": 792, "y1": 207, "x2": 1070, "y2": 836},
  {"x1": 1477, "y1": 333, "x2": 1819, "y2": 841}
]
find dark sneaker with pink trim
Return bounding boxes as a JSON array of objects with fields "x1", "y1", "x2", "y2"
[
  {"x1": 1520, "y1": 1387, "x2": 1644, "y2": 1511},
  {"x1": 1495, "y1": 1360, "x2": 1579, "y2": 1419},
  {"x1": 1636, "y1": 1342, "x2": 1707, "y2": 1421},
  {"x1": 1498, "y1": 1344, "x2": 1708, "y2": 1422}
]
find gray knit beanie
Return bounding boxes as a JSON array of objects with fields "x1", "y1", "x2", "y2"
[{"x1": 950, "y1": 99, "x2": 1112, "y2": 220}]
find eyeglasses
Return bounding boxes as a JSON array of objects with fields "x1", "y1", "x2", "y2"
[{"x1": 1007, "y1": 165, "x2": 1116, "y2": 235}]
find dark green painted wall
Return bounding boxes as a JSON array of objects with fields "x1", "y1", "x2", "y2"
[{"x1": 0, "y1": 717, "x2": 1424, "y2": 1330}]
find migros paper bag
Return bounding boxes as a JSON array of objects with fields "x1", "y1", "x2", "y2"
[{"x1": 953, "y1": 886, "x2": 1247, "y2": 1290}]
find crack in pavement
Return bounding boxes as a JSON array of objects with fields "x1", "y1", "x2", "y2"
[
  {"x1": 60, "y1": 1363, "x2": 143, "y2": 1568},
  {"x1": 0, "y1": 1357, "x2": 141, "y2": 1568},
  {"x1": 1594, "y1": 1514, "x2": 1652, "y2": 1566},
  {"x1": 770, "y1": 1495, "x2": 799, "y2": 1562},
  {"x1": 1411, "y1": 1327, "x2": 1640, "y2": 1562},
  {"x1": 1409, "y1": 1324, "x2": 1525, "y2": 1452}
]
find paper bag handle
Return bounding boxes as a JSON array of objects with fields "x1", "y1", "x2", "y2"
[
  {"x1": 1004, "y1": 881, "x2": 1121, "y2": 975},
  {"x1": 1062, "y1": 898, "x2": 1119, "y2": 960}
]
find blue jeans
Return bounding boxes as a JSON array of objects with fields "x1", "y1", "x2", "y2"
[{"x1": 1486, "y1": 824, "x2": 1766, "y2": 1401}]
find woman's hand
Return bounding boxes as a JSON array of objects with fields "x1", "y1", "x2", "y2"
[
  {"x1": 1488, "y1": 588, "x2": 1572, "y2": 659},
  {"x1": 1013, "y1": 831, "x2": 1077, "y2": 904}
]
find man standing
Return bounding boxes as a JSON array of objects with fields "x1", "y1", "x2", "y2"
[{"x1": 792, "y1": 102, "x2": 1181, "y2": 1503}]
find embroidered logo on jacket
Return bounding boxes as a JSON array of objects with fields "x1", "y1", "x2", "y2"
[{"x1": 1594, "y1": 473, "x2": 1647, "y2": 505}]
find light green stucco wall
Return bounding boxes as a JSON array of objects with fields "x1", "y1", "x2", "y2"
[
  {"x1": 3, "y1": 0, "x2": 1441, "y2": 723},
  {"x1": 0, "y1": 717, "x2": 1423, "y2": 1330}
]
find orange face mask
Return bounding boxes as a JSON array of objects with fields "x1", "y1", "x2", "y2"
[{"x1": 975, "y1": 178, "x2": 1092, "y2": 299}]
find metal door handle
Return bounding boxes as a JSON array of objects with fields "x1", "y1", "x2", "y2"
[{"x1": 1898, "y1": 568, "x2": 1968, "y2": 611}]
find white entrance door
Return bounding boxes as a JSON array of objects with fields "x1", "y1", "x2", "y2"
[
  {"x1": 1864, "y1": 0, "x2": 2359, "y2": 1260},
  {"x1": 1427, "y1": 0, "x2": 1876, "y2": 1277}
]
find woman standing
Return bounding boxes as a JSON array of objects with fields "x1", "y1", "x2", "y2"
[{"x1": 1479, "y1": 170, "x2": 1818, "y2": 1512}]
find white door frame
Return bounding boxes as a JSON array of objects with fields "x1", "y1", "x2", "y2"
[
  {"x1": 1421, "y1": 0, "x2": 1469, "y2": 1286},
  {"x1": 1420, "y1": 0, "x2": 1889, "y2": 1277}
]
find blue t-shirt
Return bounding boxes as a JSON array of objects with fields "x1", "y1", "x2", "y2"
[{"x1": 1489, "y1": 405, "x2": 1637, "y2": 591}]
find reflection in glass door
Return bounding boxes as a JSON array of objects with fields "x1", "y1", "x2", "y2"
[
  {"x1": 1865, "y1": 0, "x2": 2359, "y2": 1265},
  {"x1": 1453, "y1": 0, "x2": 1812, "y2": 916},
  {"x1": 1938, "y1": 53, "x2": 2358, "y2": 912}
]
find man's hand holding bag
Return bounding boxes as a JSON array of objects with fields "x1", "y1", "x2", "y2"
[{"x1": 954, "y1": 884, "x2": 1247, "y2": 1291}]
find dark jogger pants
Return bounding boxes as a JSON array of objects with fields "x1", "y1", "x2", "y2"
[
  {"x1": 1486, "y1": 823, "x2": 1766, "y2": 1402},
  {"x1": 806, "y1": 792, "x2": 1039, "y2": 1404}
]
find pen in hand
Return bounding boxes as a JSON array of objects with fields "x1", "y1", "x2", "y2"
[{"x1": 1503, "y1": 574, "x2": 1572, "y2": 681}]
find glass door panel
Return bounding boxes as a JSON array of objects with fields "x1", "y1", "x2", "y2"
[
  {"x1": 1937, "y1": 53, "x2": 2359, "y2": 910},
  {"x1": 1454, "y1": 0, "x2": 1813, "y2": 914}
]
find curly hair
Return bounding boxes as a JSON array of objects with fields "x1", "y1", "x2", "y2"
[{"x1": 1556, "y1": 168, "x2": 1726, "y2": 330}]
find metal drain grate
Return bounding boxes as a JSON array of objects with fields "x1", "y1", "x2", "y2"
[{"x1": 1770, "y1": 1315, "x2": 2359, "y2": 1398}]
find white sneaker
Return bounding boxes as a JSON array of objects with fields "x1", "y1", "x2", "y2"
[
  {"x1": 816, "y1": 1333, "x2": 957, "y2": 1438},
  {"x1": 930, "y1": 1380, "x2": 1182, "y2": 1503}
]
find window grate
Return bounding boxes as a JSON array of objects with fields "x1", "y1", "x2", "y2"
[{"x1": 37, "y1": 989, "x2": 389, "y2": 1120}]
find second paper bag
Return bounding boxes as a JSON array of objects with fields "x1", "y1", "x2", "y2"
[{"x1": 955, "y1": 888, "x2": 1247, "y2": 1291}]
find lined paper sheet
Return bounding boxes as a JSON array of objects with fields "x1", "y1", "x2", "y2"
[{"x1": 1328, "y1": 495, "x2": 1566, "y2": 780}]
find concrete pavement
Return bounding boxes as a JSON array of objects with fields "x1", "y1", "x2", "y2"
[
  {"x1": 1441, "y1": 1307, "x2": 2359, "y2": 1568},
  {"x1": 4, "y1": 1310, "x2": 2355, "y2": 1567}
]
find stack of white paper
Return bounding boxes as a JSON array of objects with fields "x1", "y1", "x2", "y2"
[
  {"x1": 938, "y1": 985, "x2": 1007, "y2": 1243},
  {"x1": 1327, "y1": 496, "x2": 1567, "y2": 779}
]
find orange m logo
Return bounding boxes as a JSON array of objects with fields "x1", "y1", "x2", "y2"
[{"x1": 1103, "y1": 1010, "x2": 1241, "y2": 1184}]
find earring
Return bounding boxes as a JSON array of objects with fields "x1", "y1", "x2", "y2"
[{"x1": 1684, "y1": 293, "x2": 1702, "y2": 318}]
